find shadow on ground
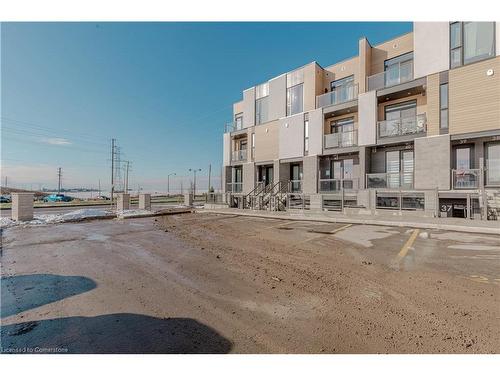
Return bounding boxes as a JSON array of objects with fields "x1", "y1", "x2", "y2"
[
  {"x1": 1, "y1": 313, "x2": 233, "y2": 354},
  {"x1": 1, "y1": 274, "x2": 97, "y2": 318}
]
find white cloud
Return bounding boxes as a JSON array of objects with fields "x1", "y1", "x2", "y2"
[{"x1": 40, "y1": 137, "x2": 72, "y2": 146}]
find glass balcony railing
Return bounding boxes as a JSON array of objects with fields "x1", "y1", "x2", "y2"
[
  {"x1": 377, "y1": 114, "x2": 426, "y2": 139},
  {"x1": 226, "y1": 182, "x2": 243, "y2": 193},
  {"x1": 318, "y1": 178, "x2": 359, "y2": 192},
  {"x1": 231, "y1": 149, "x2": 247, "y2": 162},
  {"x1": 367, "y1": 61, "x2": 414, "y2": 91},
  {"x1": 316, "y1": 84, "x2": 358, "y2": 108},
  {"x1": 452, "y1": 169, "x2": 480, "y2": 189},
  {"x1": 366, "y1": 172, "x2": 414, "y2": 189},
  {"x1": 324, "y1": 130, "x2": 358, "y2": 149},
  {"x1": 224, "y1": 120, "x2": 244, "y2": 133}
]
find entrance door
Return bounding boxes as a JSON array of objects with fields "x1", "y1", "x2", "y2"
[
  {"x1": 330, "y1": 159, "x2": 354, "y2": 189},
  {"x1": 258, "y1": 165, "x2": 274, "y2": 187},
  {"x1": 290, "y1": 163, "x2": 302, "y2": 192}
]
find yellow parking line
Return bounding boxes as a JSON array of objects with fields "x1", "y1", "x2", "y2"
[
  {"x1": 329, "y1": 223, "x2": 352, "y2": 234},
  {"x1": 397, "y1": 229, "x2": 420, "y2": 259}
]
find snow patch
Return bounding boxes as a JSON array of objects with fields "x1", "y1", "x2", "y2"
[{"x1": 0, "y1": 209, "x2": 113, "y2": 228}]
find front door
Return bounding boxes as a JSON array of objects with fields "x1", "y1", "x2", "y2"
[
  {"x1": 258, "y1": 165, "x2": 274, "y2": 186},
  {"x1": 290, "y1": 163, "x2": 303, "y2": 192}
]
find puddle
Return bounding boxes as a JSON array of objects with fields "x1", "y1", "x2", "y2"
[{"x1": 334, "y1": 225, "x2": 399, "y2": 248}]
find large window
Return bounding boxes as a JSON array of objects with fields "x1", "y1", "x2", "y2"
[
  {"x1": 440, "y1": 83, "x2": 449, "y2": 130},
  {"x1": 255, "y1": 82, "x2": 269, "y2": 125},
  {"x1": 235, "y1": 113, "x2": 243, "y2": 130},
  {"x1": 384, "y1": 52, "x2": 413, "y2": 87},
  {"x1": 287, "y1": 83, "x2": 303, "y2": 116},
  {"x1": 450, "y1": 22, "x2": 495, "y2": 68},
  {"x1": 286, "y1": 69, "x2": 304, "y2": 116},
  {"x1": 486, "y1": 143, "x2": 500, "y2": 186}
]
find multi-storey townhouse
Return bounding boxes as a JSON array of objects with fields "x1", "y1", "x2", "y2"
[{"x1": 222, "y1": 22, "x2": 500, "y2": 220}]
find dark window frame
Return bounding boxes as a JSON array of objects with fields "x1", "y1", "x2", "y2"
[{"x1": 449, "y1": 21, "x2": 496, "y2": 69}]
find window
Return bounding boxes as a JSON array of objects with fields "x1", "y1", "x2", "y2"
[
  {"x1": 304, "y1": 113, "x2": 309, "y2": 155},
  {"x1": 239, "y1": 140, "x2": 247, "y2": 150},
  {"x1": 384, "y1": 52, "x2": 413, "y2": 86},
  {"x1": 287, "y1": 83, "x2": 303, "y2": 116},
  {"x1": 255, "y1": 82, "x2": 269, "y2": 125},
  {"x1": 286, "y1": 69, "x2": 304, "y2": 116},
  {"x1": 255, "y1": 97, "x2": 269, "y2": 125},
  {"x1": 450, "y1": 22, "x2": 495, "y2": 68},
  {"x1": 455, "y1": 147, "x2": 471, "y2": 170},
  {"x1": 486, "y1": 143, "x2": 500, "y2": 185},
  {"x1": 440, "y1": 83, "x2": 449, "y2": 129},
  {"x1": 235, "y1": 113, "x2": 243, "y2": 130},
  {"x1": 329, "y1": 75, "x2": 356, "y2": 103},
  {"x1": 330, "y1": 117, "x2": 354, "y2": 134}
]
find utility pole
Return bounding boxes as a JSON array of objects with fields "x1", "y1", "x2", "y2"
[
  {"x1": 180, "y1": 181, "x2": 183, "y2": 195},
  {"x1": 124, "y1": 160, "x2": 130, "y2": 193},
  {"x1": 189, "y1": 168, "x2": 201, "y2": 197},
  {"x1": 57, "y1": 167, "x2": 62, "y2": 193},
  {"x1": 167, "y1": 173, "x2": 176, "y2": 196},
  {"x1": 98, "y1": 179, "x2": 101, "y2": 197},
  {"x1": 111, "y1": 138, "x2": 116, "y2": 204},
  {"x1": 208, "y1": 164, "x2": 212, "y2": 193},
  {"x1": 4, "y1": 176, "x2": 7, "y2": 187}
]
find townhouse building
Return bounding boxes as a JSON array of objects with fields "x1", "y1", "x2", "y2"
[{"x1": 222, "y1": 22, "x2": 500, "y2": 220}]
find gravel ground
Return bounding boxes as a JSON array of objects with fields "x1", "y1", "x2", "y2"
[{"x1": 1, "y1": 213, "x2": 499, "y2": 353}]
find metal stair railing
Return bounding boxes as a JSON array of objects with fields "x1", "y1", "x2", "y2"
[{"x1": 244, "y1": 181, "x2": 265, "y2": 209}]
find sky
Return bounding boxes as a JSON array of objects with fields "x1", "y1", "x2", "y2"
[{"x1": 1, "y1": 22, "x2": 412, "y2": 193}]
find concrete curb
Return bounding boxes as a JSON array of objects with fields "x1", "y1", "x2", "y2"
[
  {"x1": 198, "y1": 209, "x2": 500, "y2": 235},
  {"x1": 117, "y1": 209, "x2": 194, "y2": 220}
]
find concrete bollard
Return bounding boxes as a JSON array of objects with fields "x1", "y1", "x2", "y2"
[
  {"x1": 117, "y1": 193, "x2": 130, "y2": 211},
  {"x1": 12, "y1": 193, "x2": 34, "y2": 221},
  {"x1": 184, "y1": 193, "x2": 193, "y2": 206},
  {"x1": 139, "y1": 193, "x2": 151, "y2": 210}
]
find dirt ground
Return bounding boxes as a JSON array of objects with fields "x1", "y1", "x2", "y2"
[{"x1": 1, "y1": 212, "x2": 499, "y2": 353}]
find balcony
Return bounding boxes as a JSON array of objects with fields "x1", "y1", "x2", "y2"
[
  {"x1": 316, "y1": 84, "x2": 358, "y2": 109},
  {"x1": 231, "y1": 149, "x2": 247, "y2": 163},
  {"x1": 367, "y1": 61, "x2": 413, "y2": 91},
  {"x1": 226, "y1": 182, "x2": 243, "y2": 193},
  {"x1": 324, "y1": 130, "x2": 358, "y2": 149},
  {"x1": 452, "y1": 169, "x2": 480, "y2": 189},
  {"x1": 366, "y1": 172, "x2": 414, "y2": 189},
  {"x1": 377, "y1": 114, "x2": 426, "y2": 140},
  {"x1": 318, "y1": 178, "x2": 359, "y2": 192}
]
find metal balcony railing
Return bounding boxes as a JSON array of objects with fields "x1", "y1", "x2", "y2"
[
  {"x1": 226, "y1": 182, "x2": 243, "y2": 193},
  {"x1": 324, "y1": 129, "x2": 358, "y2": 149},
  {"x1": 316, "y1": 83, "x2": 358, "y2": 108},
  {"x1": 367, "y1": 61, "x2": 414, "y2": 91},
  {"x1": 289, "y1": 180, "x2": 302, "y2": 193},
  {"x1": 377, "y1": 114, "x2": 426, "y2": 139},
  {"x1": 452, "y1": 169, "x2": 480, "y2": 189},
  {"x1": 231, "y1": 149, "x2": 247, "y2": 162},
  {"x1": 366, "y1": 172, "x2": 414, "y2": 189},
  {"x1": 318, "y1": 178, "x2": 359, "y2": 192}
]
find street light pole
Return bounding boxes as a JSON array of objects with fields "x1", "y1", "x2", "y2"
[
  {"x1": 167, "y1": 173, "x2": 176, "y2": 196},
  {"x1": 188, "y1": 168, "x2": 201, "y2": 197}
]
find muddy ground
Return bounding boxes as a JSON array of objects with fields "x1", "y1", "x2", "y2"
[{"x1": 1, "y1": 213, "x2": 499, "y2": 353}]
